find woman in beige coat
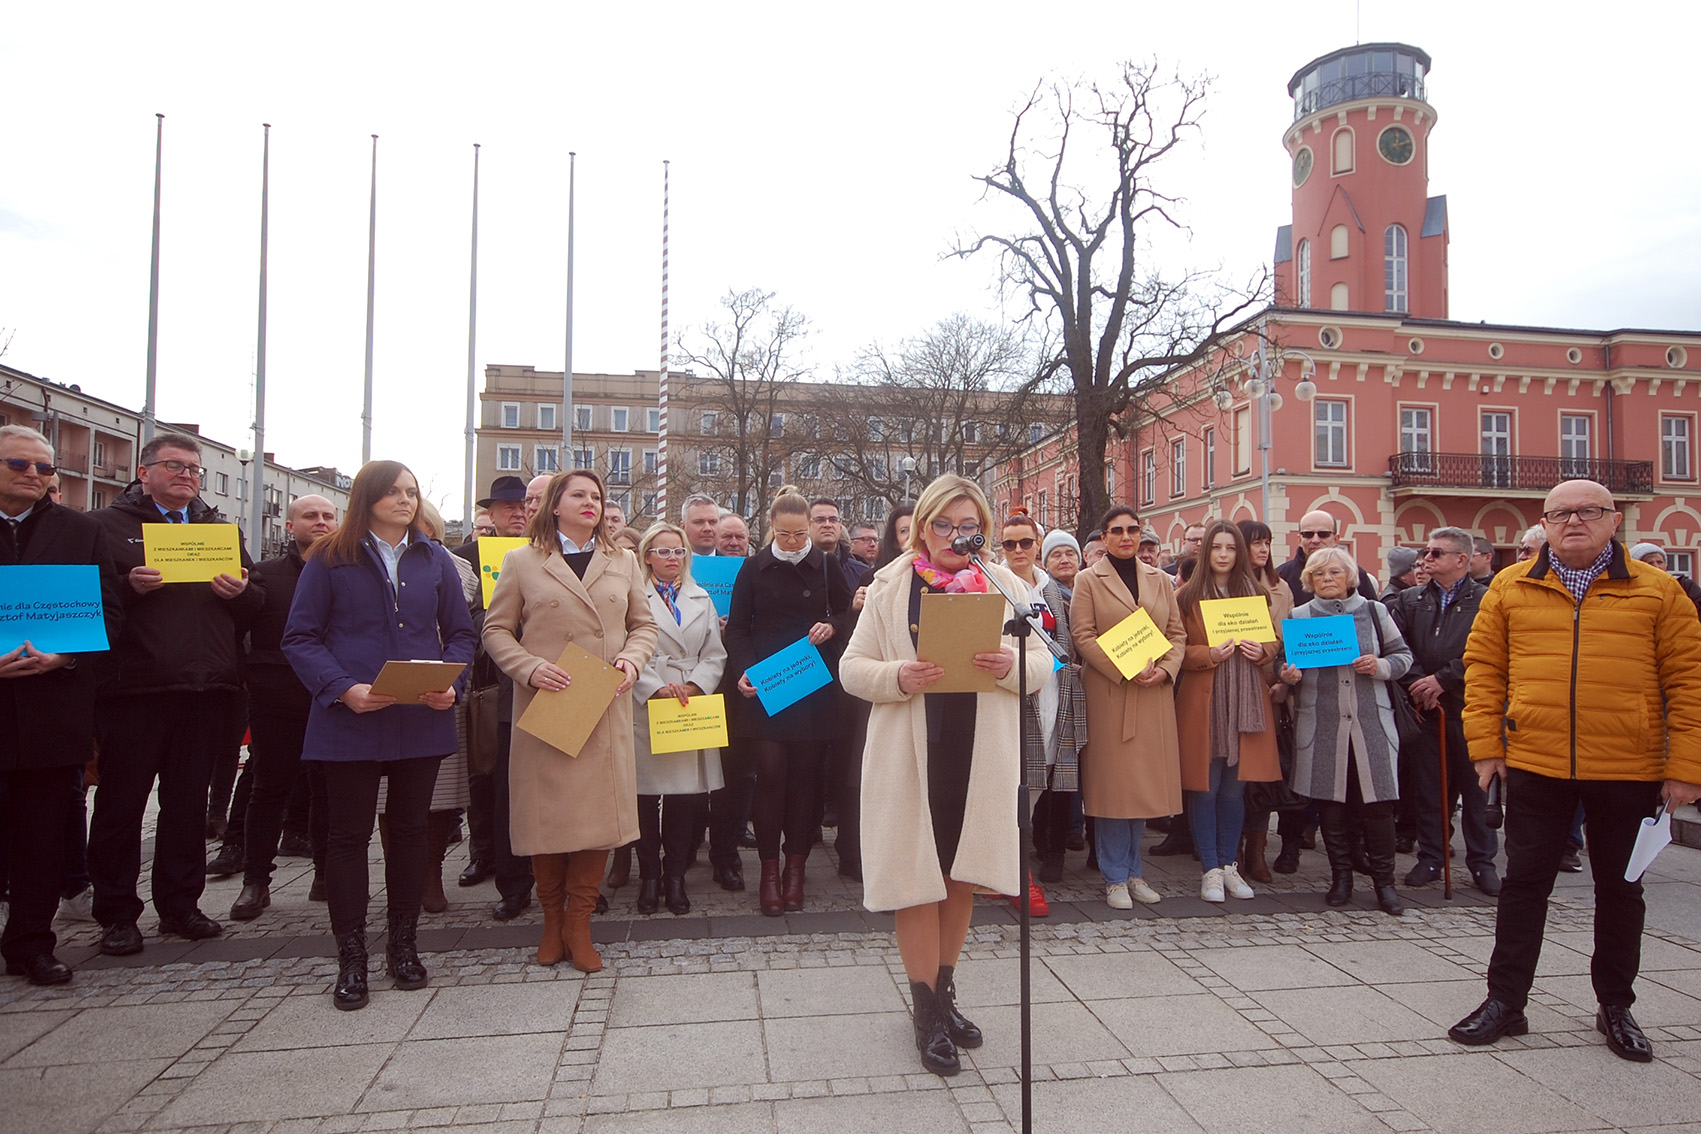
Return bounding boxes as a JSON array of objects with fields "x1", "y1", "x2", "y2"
[
  {"x1": 842, "y1": 475, "x2": 1051, "y2": 1078},
  {"x1": 1070, "y1": 505, "x2": 1186, "y2": 909},
  {"x1": 483, "y1": 470, "x2": 658, "y2": 972}
]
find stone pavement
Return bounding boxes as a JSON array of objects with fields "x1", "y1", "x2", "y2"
[{"x1": 8, "y1": 819, "x2": 1701, "y2": 1134}]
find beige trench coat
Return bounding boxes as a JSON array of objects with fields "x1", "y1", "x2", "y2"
[
  {"x1": 482, "y1": 543, "x2": 658, "y2": 856},
  {"x1": 1070, "y1": 555, "x2": 1187, "y2": 820},
  {"x1": 841, "y1": 555, "x2": 1053, "y2": 913}
]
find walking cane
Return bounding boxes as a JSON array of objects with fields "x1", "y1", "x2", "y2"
[{"x1": 1438, "y1": 705, "x2": 1453, "y2": 900}]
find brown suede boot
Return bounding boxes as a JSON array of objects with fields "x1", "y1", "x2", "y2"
[
  {"x1": 563, "y1": 849, "x2": 610, "y2": 973},
  {"x1": 532, "y1": 854, "x2": 569, "y2": 966},
  {"x1": 1243, "y1": 829, "x2": 1273, "y2": 884},
  {"x1": 422, "y1": 811, "x2": 452, "y2": 914}
]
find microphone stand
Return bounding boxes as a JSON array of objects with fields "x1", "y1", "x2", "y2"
[{"x1": 963, "y1": 538, "x2": 1066, "y2": 1134}]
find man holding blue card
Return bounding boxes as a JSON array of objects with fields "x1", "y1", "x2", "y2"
[{"x1": 0, "y1": 425, "x2": 122, "y2": 985}]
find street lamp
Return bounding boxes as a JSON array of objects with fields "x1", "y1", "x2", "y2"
[
  {"x1": 901, "y1": 455, "x2": 917, "y2": 502},
  {"x1": 1243, "y1": 344, "x2": 1317, "y2": 521}
]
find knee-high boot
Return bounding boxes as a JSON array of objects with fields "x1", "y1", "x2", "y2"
[
  {"x1": 422, "y1": 811, "x2": 452, "y2": 914},
  {"x1": 563, "y1": 849, "x2": 610, "y2": 973},
  {"x1": 1319, "y1": 803, "x2": 1354, "y2": 906},
  {"x1": 532, "y1": 854, "x2": 569, "y2": 965},
  {"x1": 1363, "y1": 810, "x2": 1405, "y2": 916},
  {"x1": 1242, "y1": 828, "x2": 1273, "y2": 884}
]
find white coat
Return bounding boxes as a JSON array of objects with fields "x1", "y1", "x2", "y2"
[{"x1": 631, "y1": 580, "x2": 728, "y2": 796}]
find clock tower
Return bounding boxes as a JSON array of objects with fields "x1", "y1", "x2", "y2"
[{"x1": 1274, "y1": 43, "x2": 1448, "y2": 319}]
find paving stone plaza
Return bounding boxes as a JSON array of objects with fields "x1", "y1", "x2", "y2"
[{"x1": 9, "y1": 821, "x2": 1701, "y2": 1134}]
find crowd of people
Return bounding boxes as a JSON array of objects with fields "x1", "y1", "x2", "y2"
[{"x1": 3, "y1": 418, "x2": 1700, "y2": 1075}]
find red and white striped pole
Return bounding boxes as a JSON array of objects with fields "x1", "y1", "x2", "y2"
[{"x1": 657, "y1": 160, "x2": 670, "y2": 523}]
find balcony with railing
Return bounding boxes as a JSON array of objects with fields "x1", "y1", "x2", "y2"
[
  {"x1": 1289, "y1": 43, "x2": 1430, "y2": 121},
  {"x1": 1388, "y1": 452, "x2": 1654, "y2": 497}
]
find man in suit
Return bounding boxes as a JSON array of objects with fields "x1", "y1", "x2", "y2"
[
  {"x1": 682, "y1": 494, "x2": 721, "y2": 557},
  {"x1": 0, "y1": 426, "x2": 123, "y2": 983}
]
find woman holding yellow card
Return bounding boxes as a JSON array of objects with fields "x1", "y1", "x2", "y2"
[
  {"x1": 630, "y1": 522, "x2": 726, "y2": 916},
  {"x1": 1070, "y1": 505, "x2": 1187, "y2": 909},
  {"x1": 1174, "y1": 520, "x2": 1283, "y2": 903},
  {"x1": 482, "y1": 470, "x2": 658, "y2": 972}
]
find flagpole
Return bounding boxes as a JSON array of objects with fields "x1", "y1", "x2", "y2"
[
  {"x1": 562, "y1": 152, "x2": 575, "y2": 467},
  {"x1": 250, "y1": 123, "x2": 270, "y2": 560},
  {"x1": 464, "y1": 143, "x2": 480, "y2": 525},
  {"x1": 657, "y1": 160, "x2": 669, "y2": 523},
  {"x1": 361, "y1": 134, "x2": 378, "y2": 464},
  {"x1": 142, "y1": 113, "x2": 164, "y2": 445}
]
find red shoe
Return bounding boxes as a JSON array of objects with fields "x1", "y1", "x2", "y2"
[{"x1": 1007, "y1": 874, "x2": 1050, "y2": 918}]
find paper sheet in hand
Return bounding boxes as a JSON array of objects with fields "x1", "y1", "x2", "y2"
[
  {"x1": 648, "y1": 693, "x2": 729, "y2": 754},
  {"x1": 1200, "y1": 596, "x2": 1277, "y2": 646},
  {"x1": 515, "y1": 641, "x2": 624, "y2": 756},
  {"x1": 368, "y1": 660, "x2": 466, "y2": 700},
  {"x1": 745, "y1": 636, "x2": 832, "y2": 717},
  {"x1": 0, "y1": 565, "x2": 109, "y2": 654},
  {"x1": 916, "y1": 592, "x2": 1004, "y2": 693},
  {"x1": 691, "y1": 556, "x2": 743, "y2": 617},
  {"x1": 143, "y1": 523, "x2": 242, "y2": 583},
  {"x1": 1625, "y1": 806, "x2": 1673, "y2": 882},
  {"x1": 475, "y1": 537, "x2": 530, "y2": 607},
  {"x1": 1281, "y1": 615, "x2": 1359, "y2": 668},
  {"x1": 1097, "y1": 606, "x2": 1170, "y2": 680}
]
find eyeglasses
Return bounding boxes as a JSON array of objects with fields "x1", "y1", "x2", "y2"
[
  {"x1": 772, "y1": 528, "x2": 809, "y2": 542},
  {"x1": 1104, "y1": 525, "x2": 1140, "y2": 537},
  {"x1": 1001, "y1": 537, "x2": 1036, "y2": 551},
  {"x1": 1543, "y1": 506, "x2": 1610, "y2": 523},
  {"x1": 929, "y1": 519, "x2": 982, "y2": 538},
  {"x1": 1422, "y1": 547, "x2": 1462, "y2": 559},
  {"x1": 2, "y1": 458, "x2": 55, "y2": 475},
  {"x1": 647, "y1": 547, "x2": 688, "y2": 559},
  {"x1": 851, "y1": 534, "x2": 877, "y2": 542},
  {"x1": 812, "y1": 515, "x2": 840, "y2": 526},
  {"x1": 1516, "y1": 545, "x2": 1541, "y2": 558},
  {"x1": 145, "y1": 459, "x2": 204, "y2": 477},
  {"x1": 1298, "y1": 529, "x2": 1334, "y2": 539}
]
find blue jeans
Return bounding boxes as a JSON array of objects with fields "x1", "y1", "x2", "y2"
[
  {"x1": 1095, "y1": 819, "x2": 1146, "y2": 885},
  {"x1": 1186, "y1": 757, "x2": 1245, "y2": 872}
]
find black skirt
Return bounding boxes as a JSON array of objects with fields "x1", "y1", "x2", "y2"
[{"x1": 909, "y1": 571, "x2": 977, "y2": 873}]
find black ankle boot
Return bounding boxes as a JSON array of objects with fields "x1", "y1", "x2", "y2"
[
  {"x1": 935, "y1": 965, "x2": 983, "y2": 1048},
  {"x1": 387, "y1": 915, "x2": 428, "y2": 990},
  {"x1": 636, "y1": 878, "x2": 660, "y2": 914},
  {"x1": 1272, "y1": 838, "x2": 1301, "y2": 874},
  {"x1": 334, "y1": 930, "x2": 369, "y2": 1011},
  {"x1": 664, "y1": 875, "x2": 690, "y2": 915},
  {"x1": 910, "y1": 981, "x2": 960, "y2": 1076}
]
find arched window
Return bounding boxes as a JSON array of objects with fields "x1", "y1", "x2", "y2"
[
  {"x1": 1384, "y1": 224, "x2": 1408, "y2": 312},
  {"x1": 1296, "y1": 239, "x2": 1311, "y2": 307},
  {"x1": 1332, "y1": 127, "x2": 1355, "y2": 174},
  {"x1": 1330, "y1": 224, "x2": 1349, "y2": 259},
  {"x1": 1330, "y1": 282, "x2": 1349, "y2": 311}
]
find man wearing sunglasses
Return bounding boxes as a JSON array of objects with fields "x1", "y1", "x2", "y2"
[
  {"x1": 87, "y1": 433, "x2": 264, "y2": 957},
  {"x1": 1451, "y1": 480, "x2": 1701, "y2": 1062},
  {"x1": 1276, "y1": 510, "x2": 1378, "y2": 605},
  {"x1": 0, "y1": 426, "x2": 124, "y2": 985}
]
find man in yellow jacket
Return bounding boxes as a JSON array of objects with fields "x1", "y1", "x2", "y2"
[{"x1": 1450, "y1": 479, "x2": 1701, "y2": 1061}]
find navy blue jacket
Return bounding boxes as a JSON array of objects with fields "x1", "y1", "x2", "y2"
[{"x1": 282, "y1": 534, "x2": 477, "y2": 762}]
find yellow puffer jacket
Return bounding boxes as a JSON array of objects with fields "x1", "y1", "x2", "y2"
[{"x1": 1463, "y1": 542, "x2": 1701, "y2": 783}]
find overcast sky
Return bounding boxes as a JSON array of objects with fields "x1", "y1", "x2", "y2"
[{"x1": 4, "y1": 2, "x2": 1697, "y2": 517}]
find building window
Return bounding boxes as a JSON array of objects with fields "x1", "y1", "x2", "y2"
[
  {"x1": 574, "y1": 404, "x2": 592, "y2": 431},
  {"x1": 535, "y1": 446, "x2": 559, "y2": 472},
  {"x1": 1296, "y1": 239, "x2": 1311, "y2": 307},
  {"x1": 497, "y1": 444, "x2": 521, "y2": 471},
  {"x1": 1203, "y1": 428, "x2": 1216, "y2": 487},
  {"x1": 215, "y1": 472, "x2": 230, "y2": 495},
  {"x1": 643, "y1": 449, "x2": 658, "y2": 476},
  {"x1": 1663, "y1": 415, "x2": 1693, "y2": 480},
  {"x1": 1670, "y1": 551, "x2": 1696, "y2": 577},
  {"x1": 1141, "y1": 450, "x2": 1156, "y2": 506},
  {"x1": 769, "y1": 414, "x2": 785, "y2": 438},
  {"x1": 1170, "y1": 438, "x2": 1187, "y2": 497},
  {"x1": 1331, "y1": 126, "x2": 1354, "y2": 174},
  {"x1": 1330, "y1": 282, "x2": 1350, "y2": 311},
  {"x1": 572, "y1": 446, "x2": 594, "y2": 469},
  {"x1": 1560, "y1": 414, "x2": 1591, "y2": 477},
  {"x1": 646, "y1": 407, "x2": 661, "y2": 433},
  {"x1": 1233, "y1": 408, "x2": 1252, "y2": 474},
  {"x1": 700, "y1": 410, "x2": 717, "y2": 435},
  {"x1": 870, "y1": 456, "x2": 888, "y2": 481},
  {"x1": 641, "y1": 493, "x2": 658, "y2": 517},
  {"x1": 1037, "y1": 491, "x2": 1048, "y2": 527},
  {"x1": 1314, "y1": 399, "x2": 1349, "y2": 468},
  {"x1": 798, "y1": 455, "x2": 821, "y2": 479},
  {"x1": 94, "y1": 440, "x2": 107, "y2": 468},
  {"x1": 92, "y1": 489, "x2": 106, "y2": 509},
  {"x1": 1398, "y1": 407, "x2": 1433, "y2": 473},
  {"x1": 699, "y1": 451, "x2": 721, "y2": 476},
  {"x1": 1029, "y1": 423, "x2": 1045, "y2": 445},
  {"x1": 962, "y1": 421, "x2": 978, "y2": 444},
  {"x1": 1481, "y1": 411, "x2": 1513, "y2": 489},
  {"x1": 611, "y1": 408, "x2": 629, "y2": 433},
  {"x1": 1384, "y1": 225, "x2": 1408, "y2": 313},
  {"x1": 963, "y1": 459, "x2": 980, "y2": 479},
  {"x1": 611, "y1": 491, "x2": 630, "y2": 516},
  {"x1": 538, "y1": 404, "x2": 557, "y2": 431},
  {"x1": 870, "y1": 418, "x2": 884, "y2": 441},
  {"x1": 501, "y1": 402, "x2": 520, "y2": 429},
  {"x1": 863, "y1": 497, "x2": 886, "y2": 522},
  {"x1": 1330, "y1": 224, "x2": 1349, "y2": 260},
  {"x1": 608, "y1": 448, "x2": 631, "y2": 485}
]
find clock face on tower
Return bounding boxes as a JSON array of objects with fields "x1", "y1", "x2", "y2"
[
  {"x1": 1292, "y1": 146, "x2": 1313, "y2": 186},
  {"x1": 1378, "y1": 126, "x2": 1415, "y2": 165}
]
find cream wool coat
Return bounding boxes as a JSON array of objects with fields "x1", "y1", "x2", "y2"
[
  {"x1": 482, "y1": 543, "x2": 659, "y2": 856},
  {"x1": 841, "y1": 554, "x2": 1053, "y2": 913},
  {"x1": 631, "y1": 580, "x2": 727, "y2": 796}
]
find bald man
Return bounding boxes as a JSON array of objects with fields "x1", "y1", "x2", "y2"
[
  {"x1": 523, "y1": 475, "x2": 553, "y2": 525},
  {"x1": 1276, "y1": 509, "x2": 1379, "y2": 604}
]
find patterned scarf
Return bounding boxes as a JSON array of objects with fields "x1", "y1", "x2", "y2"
[
  {"x1": 913, "y1": 554, "x2": 988, "y2": 593},
  {"x1": 654, "y1": 581, "x2": 682, "y2": 624}
]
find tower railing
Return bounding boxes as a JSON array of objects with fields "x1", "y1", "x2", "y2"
[{"x1": 1295, "y1": 71, "x2": 1426, "y2": 120}]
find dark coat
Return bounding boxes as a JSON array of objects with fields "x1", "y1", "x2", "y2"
[
  {"x1": 282, "y1": 535, "x2": 478, "y2": 763},
  {"x1": 1387, "y1": 574, "x2": 1488, "y2": 717},
  {"x1": 724, "y1": 544, "x2": 853, "y2": 742},
  {"x1": 0, "y1": 497, "x2": 124, "y2": 770},
  {"x1": 91, "y1": 483, "x2": 263, "y2": 698},
  {"x1": 245, "y1": 541, "x2": 312, "y2": 716},
  {"x1": 1277, "y1": 547, "x2": 1379, "y2": 607}
]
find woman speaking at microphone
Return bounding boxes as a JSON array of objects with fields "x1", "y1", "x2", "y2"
[
  {"x1": 482, "y1": 470, "x2": 657, "y2": 972},
  {"x1": 841, "y1": 474, "x2": 1050, "y2": 1077}
]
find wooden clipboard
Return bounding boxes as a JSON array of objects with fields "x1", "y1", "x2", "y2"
[
  {"x1": 368, "y1": 660, "x2": 466, "y2": 700},
  {"x1": 515, "y1": 641, "x2": 624, "y2": 756},
  {"x1": 916, "y1": 592, "x2": 1005, "y2": 693}
]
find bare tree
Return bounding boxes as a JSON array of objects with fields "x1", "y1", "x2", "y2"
[{"x1": 955, "y1": 61, "x2": 1268, "y2": 534}]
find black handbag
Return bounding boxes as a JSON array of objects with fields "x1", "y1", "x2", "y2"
[
  {"x1": 1369, "y1": 604, "x2": 1424, "y2": 746},
  {"x1": 1248, "y1": 701, "x2": 1306, "y2": 812}
]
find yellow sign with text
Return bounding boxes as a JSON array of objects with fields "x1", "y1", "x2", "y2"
[
  {"x1": 1097, "y1": 607, "x2": 1170, "y2": 680},
  {"x1": 143, "y1": 523, "x2": 242, "y2": 583},
  {"x1": 647, "y1": 693, "x2": 729, "y2": 755},
  {"x1": 1200, "y1": 595, "x2": 1277, "y2": 646},
  {"x1": 477, "y1": 537, "x2": 530, "y2": 607}
]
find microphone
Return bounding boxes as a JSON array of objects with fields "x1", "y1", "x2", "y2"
[
  {"x1": 952, "y1": 533, "x2": 986, "y2": 557},
  {"x1": 1485, "y1": 775, "x2": 1504, "y2": 830}
]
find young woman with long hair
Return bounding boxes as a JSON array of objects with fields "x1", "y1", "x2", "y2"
[{"x1": 1236, "y1": 518, "x2": 1305, "y2": 880}]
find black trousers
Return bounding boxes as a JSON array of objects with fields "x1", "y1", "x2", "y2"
[
  {"x1": 1032, "y1": 785, "x2": 1076, "y2": 856},
  {"x1": 1, "y1": 767, "x2": 72, "y2": 963},
  {"x1": 90, "y1": 691, "x2": 240, "y2": 927},
  {"x1": 708, "y1": 738, "x2": 755, "y2": 870},
  {"x1": 206, "y1": 717, "x2": 244, "y2": 828},
  {"x1": 1488, "y1": 768, "x2": 1660, "y2": 1011},
  {"x1": 492, "y1": 725, "x2": 533, "y2": 900},
  {"x1": 319, "y1": 755, "x2": 442, "y2": 937},
  {"x1": 750, "y1": 739, "x2": 819, "y2": 861},
  {"x1": 637, "y1": 793, "x2": 706, "y2": 880},
  {"x1": 222, "y1": 763, "x2": 252, "y2": 848},
  {"x1": 241, "y1": 709, "x2": 310, "y2": 886},
  {"x1": 1409, "y1": 709, "x2": 1498, "y2": 874},
  {"x1": 834, "y1": 701, "x2": 870, "y2": 873}
]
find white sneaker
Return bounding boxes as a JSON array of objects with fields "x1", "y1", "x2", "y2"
[
  {"x1": 1129, "y1": 878, "x2": 1161, "y2": 904},
  {"x1": 1105, "y1": 882, "x2": 1134, "y2": 910},
  {"x1": 1221, "y1": 863, "x2": 1255, "y2": 900},
  {"x1": 58, "y1": 887, "x2": 95, "y2": 922},
  {"x1": 1200, "y1": 868, "x2": 1225, "y2": 902}
]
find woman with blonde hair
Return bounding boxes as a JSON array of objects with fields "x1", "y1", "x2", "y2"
[
  {"x1": 725, "y1": 488, "x2": 853, "y2": 916},
  {"x1": 482, "y1": 470, "x2": 658, "y2": 971},
  {"x1": 842, "y1": 475, "x2": 1051, "y2": 1077},
  {"x1": 630, "y1": 522, "x2": 726, "y2": 915}
]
